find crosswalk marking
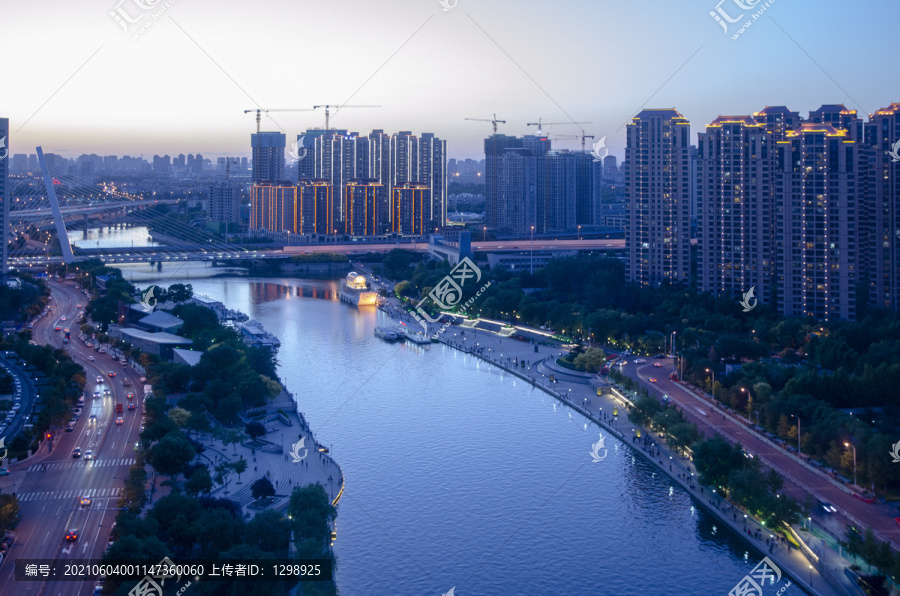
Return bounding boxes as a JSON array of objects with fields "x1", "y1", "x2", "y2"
[
  {"x1": 26, "y1": 458, "x2": 135, "y2": 472},
  {"x1": 17, "y1": 487, "x2": 123, "y2": 502}
]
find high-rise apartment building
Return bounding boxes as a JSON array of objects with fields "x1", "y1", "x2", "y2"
[
  {"x1": 625, "y1": 109, "x2": 692, "y2": 287},
  {"x1": 297, "y1": 179, "x2": 334, "y2": 235},
  {"x1": 484, "y1": 134, "x2": 524, "y2": 231},
  {"x1": 775, "y1": 122, "x2": 860, "y2": 321},
  {"x1": 343, "y1": 179, "x2": 385, "y2": 236},
  {"x1": 753, "y1": 106, "x2": 801, "y2": 139},
  {"x1": 696, "y1": 115, "x2": 777, "y2": 304},
  {"x1": 152, "y1": 155, "x2": 171, "y2": 176},
  {"x1": 208, "y1": 183, "x2": 239, "y2": 225},
  {"x1": 863, "y1": 102, "x2": 900, "y2": 312},
  {"x1": 250, "y1": 182, "x2": 295, "y2": 232},
  {"x1": 251, "y1": 132, "x2": 286, "y2": 183},
  {"x1": 0, "y1": 118, "x2": 7, "y2": 275},
  {"x1": 393, "y1": 182, "x2": 428, "y2": 236}
]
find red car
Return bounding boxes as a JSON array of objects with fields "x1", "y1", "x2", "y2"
[{"x1": 54, "y1": 326, "x2": 61, "y2": 331}]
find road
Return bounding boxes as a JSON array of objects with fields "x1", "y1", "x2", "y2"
[
  {"x1": 0, "y1": 353, "x2": 37, "y2": 444},
  {"x1": 0, "y1": 280, "x2": 147, "y2": 596},
  {"x1": 621, "y1": 358, "x2": 900, "y2": 550}
]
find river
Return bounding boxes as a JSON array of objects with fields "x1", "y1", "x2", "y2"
[{"x1": 158, "y1": 276, "x2": 788, "y2": 596}]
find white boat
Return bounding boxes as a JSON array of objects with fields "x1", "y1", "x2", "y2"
[
  {"x1": 374, "y1": 327, "x2": 399, "y2": 341},
  {"x1": 405, "y1": 331, "x2": 432, "y2": 345},
  {"x1": 340, "y1": 272, "x2": 378, "y2": 307}
]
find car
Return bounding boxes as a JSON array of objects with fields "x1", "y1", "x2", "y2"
[
  {"x1": 108, "y1": 371, "x2": 115, "y2": 378},
  {"x1": 0, "y1": 468, "x2": 9, "y2": 476},
  {"x1": 653, "y1": 362, "x2": 663, "y2": 368},
  {"x1": 66, "y1": 421, "x2": 77, "y2": 432},
  {"x1": 54, "y1": 326, "x2": 61, "y2": 332},
  {"x1": 88, "y1": 356, "x2": 95, "y2": 361},
  {"x1": 140, "y1": 424, "x2": 145, "y2": 432},
  {"x1": 649, "y1": 378, "x2": 658, "y2": 383},
  {"x1": 76, "y1": 304, "x2": 82, "y2": 308},
  {"x1": 63, "y1": 328, "x2": 69, "y2": 334},
  {"x1": 104, "y1": 389, "x2": 111, "y2": 397},
  {"x1": 654, "y1": 354, "x2": 666, "y2": 359},
  {"x1": 72, "y1": 447, "x2": 82, "y2": 458},
  {"x1": 73, "y1": 408, "x2": 83, "y2": 417},
  {"x1": 116, "y1": 417, "x2": 123, "y2": 425},
  {"x1": 60, "y1": 316, "x2": 66, "y2": 321},
  {"x1": 65, "y1": 530, "x2": 78, "y2": 542},
  {"x1": 84, "y1": 449, "x2": 93, "y2": 460},
  {"x1": 126, "y1": 393, "x2": 134, "y2": 400},
  {"x1": 93, "y1": 390, "x2": 101, "y2": 398},
  {"x1": 89, "y1": 414, "x2": 97, "y2": 423},
  {"x1": 128, "y1": 403, "x2": 135, "y2": 411},
  {"x1": 819, "y1": 501, "x2": 837, "y2": 514},
  {"x1": 93, "y1": 586, "x2": 102, "y2": 596},
  {"x1": 96, "y1": 376, "x2": 103, "y2": 384},
  {"x1": 79, "y1": 496, "x2": 92, "y2": 507}
]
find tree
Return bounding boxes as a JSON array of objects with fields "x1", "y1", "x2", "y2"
[
  {"x1": 168, "y1": 407, "x2": 191, "y2": 428},
  {"x1": 245, "y1": 421, "x2": 266, "y2": 442},
  {"x1": 0, "y1": 494, "x2": 21, "y2": 533},
  {"x1": 166, "y1": 283, "x2": 193, "y2": 304},
  {"x1": 251, "y1": 477, "x2": 275, "y2": 500},
  {"x1": 573, "y1": 348, "x2": 607, "y2": 373},
  {"x1": 222, "y1": 429, "x2": 246, "y2": 454},
  {"x1": 217, "y1": 394, "x2": 243, "y2": 425},
  {"x1": 191, "y1": 507, "x2": 242, "y2": 559},
  {"x1": 289, "y1": 484, "x2": 335, "y2": 544},
  {"x1": 185, "y1": 467, "x2": 213, "y2": 496},
  {"x1": 149, "y1": 433, "x2": 195, "y2": 481},
  {"x1": 233, "y1": 458, "x2": 248, "y2": 483},
  {"x1": 692, "y1": 436, "x2": 745, "y2": 489},
  {"x1": 245, "y1": 509, "x2": 291, "y2": 553},
  {"x1": 214, "y1": 462, "x2": 235, "y2": 491}
]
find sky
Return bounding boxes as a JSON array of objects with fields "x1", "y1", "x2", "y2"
[{"x1": 1, "y1": 0, "x2": 897, "y2": 161}]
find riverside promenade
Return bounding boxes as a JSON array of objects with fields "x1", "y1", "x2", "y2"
[{"x1": 397, "y1": 311, "x2": 850, "y2": 596}]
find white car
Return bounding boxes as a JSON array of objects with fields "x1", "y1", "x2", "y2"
[
  {"x1": 88, "y1": 356, "x2": 95, "y2": 362},
  {"x1": 96, "y1": 376, "x2": 103, "y2": 384}
]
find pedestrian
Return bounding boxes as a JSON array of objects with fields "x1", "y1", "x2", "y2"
[{"x1": 254, "y1": 466, "x2": 257, "y2": 472}]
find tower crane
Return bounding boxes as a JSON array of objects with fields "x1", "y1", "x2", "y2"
[
  {"x1": 526, "y1": 118, "x2": 592, "y2": 136},
  {"x1": 244, "y1": 108, "x2": 315, "y2": 134},
  {"x1": 312, "y1": 105, "x2": 382, "y2": 131},
  {"x1": 464, "y1": 114, "x2": 507, "y2": 134},
  {"x1": 555, "y1": 133, "x2": 596, "y2": 152}
]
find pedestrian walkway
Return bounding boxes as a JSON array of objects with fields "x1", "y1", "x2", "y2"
[
  {"x1": 25, "y1": 458, "x2": 135, "y2": 472},
  {"x1": 17, "y1": 487, "x2": 122, "y2": 502}
]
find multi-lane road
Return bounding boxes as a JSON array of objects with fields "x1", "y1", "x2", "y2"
[
  {"x1": 0, "y1": 280, "x2": 147, "y2": 596},
  {"x1": 621, "y1": 358, "x2": 900, "y2": 549}
]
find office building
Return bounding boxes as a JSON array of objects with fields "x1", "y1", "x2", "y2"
[
  {"x1": 208, "y1": 183, "x2": 239, "y2": 225},
  {"x1": 625, "y1": 109, "x2": 692, "y2": 287},
  {"x1": 251, "y1": 132, "x2": 286, "y2": 183},
  {"x1": 696, "y1": 115, "x2": 777, "y2": 305},
  {"x1": 297, "y1": 179, "x2": 334, "y2": 235},
  {"x1": 343, "y1": 179, "x2": 385, "y2": 236},
  {"x1": 393, "y1": 182, "x2": 429, "y2": 236}
]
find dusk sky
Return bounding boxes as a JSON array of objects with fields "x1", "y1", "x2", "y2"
[{"x1": 2, "y1": 0, "x2": 897, "y2": 161}]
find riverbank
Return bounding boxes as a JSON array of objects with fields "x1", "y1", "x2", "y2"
[{"x1": 423, "y1": 320, "x2": 844, "y2": 596}]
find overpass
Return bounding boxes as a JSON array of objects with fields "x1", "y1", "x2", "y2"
[
  {"x1": 7, "y1": 239, "x2": 626, "y2": 269},
  {"x1": 8, "y1": 198, "x2": 179, "y2": 221}
]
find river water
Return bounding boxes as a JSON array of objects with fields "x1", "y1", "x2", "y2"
[{"x1": 161, "y1": 276, "x2": 789, "y2": 596}]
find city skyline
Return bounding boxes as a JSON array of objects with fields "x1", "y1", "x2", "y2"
[{"x1": 2, "y1": 0, "x2": 897, "y2": 160}]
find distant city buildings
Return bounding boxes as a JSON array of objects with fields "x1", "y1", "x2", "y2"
[
  {"x1": 1, "y1": 117, "x2": 7, "y2": 275},
  {"x1": 251, "y1": 132, "x2": 286, "y2": 183},
  {"x1": 483, "y1": 134, "x2": 602, "y2": 236},
  {"x1": 448, "y1": 158, "x2": 484, "y2": 184},
  {"x1": 207, "y1": 182, "x2": 239, "y2": 226},
  {"x1": 625, "y1": 109, "x2": 692, "y2": 287}
]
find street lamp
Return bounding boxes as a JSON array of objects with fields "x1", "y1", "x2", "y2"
[
  {"x1": 740, "y1": 387, "x2": 752, "y2": 424},
  {"x1": 790, "y1": 414, "x2": 801, "y2": 455},
  {"x1": 844, "y1": 441, "x2": 857, "y2": 486},
  {"x1": 705, "y1": 368, "x2": 715, "y2": 397}
]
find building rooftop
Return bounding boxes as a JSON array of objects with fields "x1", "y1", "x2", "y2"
[
  {"x1": 173, "y1": 348, "x2": 203, "y2": 367},
  {"x1": 138, "y1": 310, "x2": 184, "y2": 329},
  {"x1": 118, "y1": 328, "x2": 193, "y2": 346}
]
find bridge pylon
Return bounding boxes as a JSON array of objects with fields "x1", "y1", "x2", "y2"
[{"x1": 36, "y1": 146, "x2": 75, "y2": 264}]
